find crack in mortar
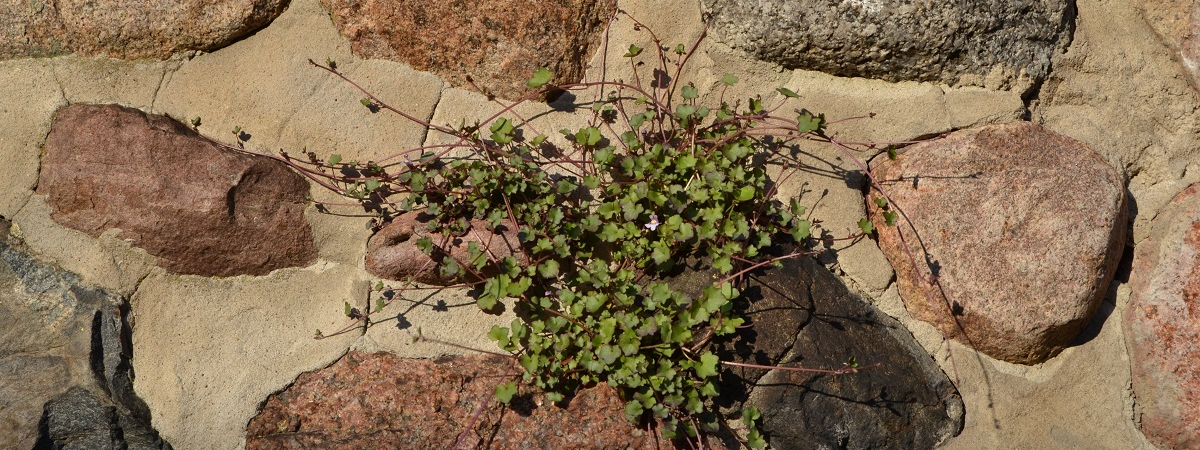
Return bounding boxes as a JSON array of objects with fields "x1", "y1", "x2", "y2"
[{"x1": 420, "y1": 83, "x2": 447, "y2": 148}]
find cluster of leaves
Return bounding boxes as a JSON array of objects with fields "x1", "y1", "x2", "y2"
[{"x1": 282, "y1": 21, "x2": 881, "y2": 448}]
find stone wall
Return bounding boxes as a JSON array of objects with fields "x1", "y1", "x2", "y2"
[{"x1": 2, "y1": 0, "x2": 1198, "y2": 449}]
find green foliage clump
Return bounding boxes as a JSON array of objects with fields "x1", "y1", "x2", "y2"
[{"x1": 292, "y1": 20, "x2": 879, "y2": 447}]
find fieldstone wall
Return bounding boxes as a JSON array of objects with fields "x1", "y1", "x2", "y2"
[{"x1": 1, "y1": 0, "x2": 1197, "y2": 449}]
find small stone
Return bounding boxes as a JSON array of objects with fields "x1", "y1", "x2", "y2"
[
  {"x1": 868, "y1": 122, "x2": 1126, "y2": 364},
  {"x1": 365, "y1": 211, "x2": 526, "y2": 286},
  {"x1": 1124, "y1": 182, "x2": 1200, "y2": 450}
]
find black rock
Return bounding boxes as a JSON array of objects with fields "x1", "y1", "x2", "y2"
[
  {"x1": 695, "y1": 250, "x2": 963, "y2": 449},
  {"x1": 0, "y1": 216, "x2": 171, "y2": 449}
]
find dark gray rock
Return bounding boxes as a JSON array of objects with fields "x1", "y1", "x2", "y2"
[
  {"x1": 0, "y1": 217, "x2": 170, "y2": 449},
  {"x1": 701, "y1": 0, "x2": 1074, "y2": 88},
  {"x1": 36, "y1": 386, "x2": 170, "y2": 450},
  {"x1": 699, "y1": 249, "x2": 963, "y2": 450}
]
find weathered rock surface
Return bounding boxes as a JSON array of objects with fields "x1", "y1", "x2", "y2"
[
  {"x1": 1140, "y1": 0, "x2": 1200, "y2": 91},
  {"x1": 867, "y1": 121, "x2": 1126, "y2": 364},
  {"x1": 36, "y1": 386, "x2": 171, "y2": 450},
  {"x1": 1140, "y1": 0, "x2": 1193, "y2": 52},
  {"x1": 246, "y1": 351, "x2": 667, "y2": 450},
  {"x1": 0, "y1": 219, "x2": 170, "y2": 449},
  {"x1": 38, "y1": 103, "x2": 316, "y2": 277},
  {"x1": 365, "y1": 210, "x2": 526, "y2": 286},
  {"x1": 701, "y1": 0, "x2": 1074, "y2": 89},
  {"x1": 686, "y1": 249, "x2": 964, "y2": 450},
  {"x1": 320, "y1": 0, "x2": 616, "y2": 100},
  {"x1": 1124, "y1": 182, "x2": 1200, "y2": 450},
  {"x1": 0, "y1": 0, "x2": 287, "y2": 60}
]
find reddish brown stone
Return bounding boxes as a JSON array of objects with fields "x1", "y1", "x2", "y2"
[
  {"x1": 38, "y1": 104, "x2": 316, "y2": 277},
  {"x1": 246, "y1": 351, "x2": 670, "y2": 450},
  {"x1": 1124, "y1": 183, "x2": 1200, "y2": 450},
  {"x1": 1140, "y1": 0, "x2": 1194, "y2": 52},
  {"x1": 320, "y1": 0, "x2": 616, "y2": 100},
  {"x1": 365, "y1": 210, "x2": 527, "y2": 286},
  {"x1": 0, "y1": 0, "x2": 286, "y2": 59},
  {"x1": 867, "y1": 121, "x2": 1126, "y2": 364}
]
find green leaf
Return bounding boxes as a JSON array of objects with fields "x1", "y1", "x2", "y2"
[
  {"x1": 575, "y1": 127, "x2": 602, "y2": 146},
  {"x1": 328, "y1": 154, "x2": 342, "y2": 165},
  {"x1": 624, "y1": 401, "x2": 644, "y2": 421},
  {"x1": 791, "y1": 219, "x2": 811, "y2": 241},
  {"x1": 360, "y1": 98, "x2": 372, "y2": 107},
  {"x1": 624, "y1": 44, "x2": 643, "y2": 57},
  {"x1": 538, "y1": 260, "x2": 560, "y2": 278},
  {"x1": 675, "y1": 154, "x2": 697, "y2": 171},
  {"x1": 797, "y1": 111, "x2": 826, "y2": 134},
  {"x1": 343, "y1": 301, "x2": 352, "y2": 317},
  {"x1": 777, "y1": 87, "x2": 799, "y2": 98},
  {"x1": 735, "y1": 186, "x2": 755, "y2": 201},
  {"x1": 749, "y1": 97, "x2": 763, "y2": 114},
  {"x1": 488, "y1": 325, "x2": 510, "y2": 348},
  {"x1": 721, "y1": 73, "x2": 738, "y2": 86},
  {"x1": 712, "y1": 256, "x2": 732, "y2": 274},
  {"x1": 674, "y1": 43, "x2": 685, "y2": 54},
  {"x1": 874, "y1": 197, "x2": 888, "y2": 208},
  {"x1": 489, "y1": 117, "x2": 515, "y2": 144},
  {"x1": 681, "y1": 85, "x2": 699, "y2": 100},
  {"x1": 858, "y1": 218, "x2": 875, "y2": 234},
  {"x1": 415, "y1": 236, "x2": 433, "y2": 254},
  {"x1": 527, "y1": 67, "x2": 553, "y2": 88},
  {"x1": 531, "y1": 134, "x2": 548, "y2": 146},
  {"x1": 676, "y1": 104, "x2": 696, "y2": 118},
  {"x1": 364, "y1": 179, "x2": 381, "y2": 193},
  {"x1": 695, "y1": 352, "x2": 719, "y2": 378},
  {"x1": 494, "y1": 381, "x2": 518, "y2": 404},
  {"x1": 887, "y1": 145, "x2": 898, "y2": 160},
  {"x1": 883, "y1": 210, "x2": 899, "y2": 226}
]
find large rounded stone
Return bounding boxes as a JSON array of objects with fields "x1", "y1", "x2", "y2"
[
  {"x1": 246, "y1": 351, "x2": 665, "y2": 450},
  {"x1": 867, "y1": 121, "x2": 1126, "y2": 364},
  {"x1": 320, "y1": 0, "x2": 616, "y2": 100},
  {"x1": 1124, "y1": 182, "x2": 1200, "y2": 450},
  {"x1": 38, "y1": 104, "x2": 316, "y2": 277},
  {"x1": 0, "y1": 0, "x2": 287, "y2": 59}
]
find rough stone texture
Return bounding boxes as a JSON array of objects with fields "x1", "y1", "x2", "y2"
[
  {"x1": 0, "y1": 0, "x2": 287, "y2": 60},
  {"x1": 38, "y1": 103, "x2": 316, "y2": 277},
  {"x1": 1139, "y1": 0, "x2": 1200, "y2": 91},
  {"x1": 701, "y1": 0, "x2": 1074, "y2": 89},
  {"x1": 1124, "y1": 182, "x2": 1200, "y2": 450},
  {"x1": 36, "y1": 386, "x2": 171, "y2": 450},
  {"x1": 1140, "y1": 0, "x2": 1194, "y2": 52},
  {"x1": 365, "y1": 210, "x2": 527, "y2": 286},
  {"x1": 0, "y1": 218, "x2": 169, "y2": 449},
  {"x1": 246, "y1": 351, "x2": 667, "y2": 450},
  {"x1": 867, "y1": 121, "x2": 1126, "y2": 364},
  {"x1": 320, "y1": 0, "x2": 616, "y2": 100},
  {"x1": 686, "y1": 249, "x2": 964, "y2": 450}
]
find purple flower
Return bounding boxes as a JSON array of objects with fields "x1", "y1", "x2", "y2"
[{"x1": 645, "y1": 214, "x2": 660, "y2": 231}]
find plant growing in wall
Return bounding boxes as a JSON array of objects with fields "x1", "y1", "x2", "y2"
[{"x1": 246, "y1": 15, "x2": 907, "y2": 449}]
